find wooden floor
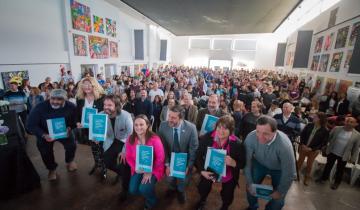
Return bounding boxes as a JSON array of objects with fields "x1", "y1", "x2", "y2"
[{"x1": 1, "y1": 136, "x2": 360, "y2": 210}]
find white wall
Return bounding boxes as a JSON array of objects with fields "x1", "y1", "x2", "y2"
[
  {"x1": 171, "y1": 34, "x2": 280, "y2": 70},
  {"x1": 284, "y1": 0, "x2": 360, "y2": 89},
  {"x1": 0, "y1": 0, "x2": 173, "y2": 89}
]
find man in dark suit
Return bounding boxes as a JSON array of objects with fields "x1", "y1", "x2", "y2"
[
  {"x1": 196, "y1": 94, "x2": 226, "y2": 132},
  {"x1": 134, "y1": 89, "x2": 153, "y2": 120},
  {"x1": 158, "y1": 105, "x2": 199, "y2": 204}
]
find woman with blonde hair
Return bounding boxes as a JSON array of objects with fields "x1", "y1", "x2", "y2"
[{"x1": 75, "y1": 77, "x2": 107, "y2": 178}]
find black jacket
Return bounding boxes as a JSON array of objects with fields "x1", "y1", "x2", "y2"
[
  {"x1": 196, "y1": 132, "x2": 246, "y2": 186},
  {"x1": 300, "y1": 123, "x2": 329, "y2": 150},
  {"x1": 75, "y1": 96, "x2": 104, "y2": 123},
  {"x1": 334, "y1": 99, "x2": 350, "y2": 116}
]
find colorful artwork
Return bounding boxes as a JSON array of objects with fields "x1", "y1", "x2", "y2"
[
  {"x1": 310, "y1": 55, "x2": 320, "y2": 71},
  {"x1": 315, "y1": 76, "x2": 325, "y2": 93},
  {"x1": 325, "y1": 78, "x2": 337, "y2": 93},
  {"x1": 88, "y1": 35, "x2": 109, "y2": 59},
  {"x1": 335, "y1": 26, "x2": 350, "y2": 49},
  {"x1": 344, "y1": 50, "x2": 353, "y2": 69},
  {"x1": 338, "y1": 80, "x2": 353, "y2": 95},
  {"x1": 329, "y1": 52, "x2": 343, "y2": 72},
  {"x1": 73, "y1": 34, "x2": 87, "y2": 56},
  {"x1": 1, "y1": 70, "x2": 29, "y2": 90},
  {"x1": 349, "y1": 21, "x2": 360, "y2": 47},
  {"x1": 109, "y1": 41, "x2": 118, "y2": 58},
  {"x1": 324, "y1": 33, "x2": 334, "y2": 51},
  {"x1": 93, "y1": 15, "x2": 104, "y2": 34},
  {"x1": 314, "y1": 36, "x2": 323, "y2": 53},
  {"x1": 70, "y1": 0, "x2": 91, "y2": 33},
  {"x1": 319, "y1": 54, "x2": 330, "y2": 72},
  {"x1": 106, "y1": 18, "x2": 116, "y2": 37}
]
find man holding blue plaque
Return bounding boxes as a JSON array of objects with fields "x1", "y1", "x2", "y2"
[
  {"x1": 158, "y1": 105, "x2": 199, "y2": 204},
  {"x1": 27, "y1": 89, "x2": 77, "y2": 181},
  {"x1": 244, "y1": 116, "x2": 296, "y2": 210}
]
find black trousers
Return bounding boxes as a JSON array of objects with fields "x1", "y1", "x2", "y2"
[
  {"x1": 36, "y1": 137, "x2": 76, "y2": 171},
  {"x1": 321, "y1": 153, "x2": 347, "y2": 184},
  {"x1": 197, "y1": 176, "x2": 237, "y2": 209}
]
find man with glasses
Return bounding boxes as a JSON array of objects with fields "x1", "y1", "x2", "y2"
[{"x1": 27, "y1": 89, "x2": 77, "y2": 181}]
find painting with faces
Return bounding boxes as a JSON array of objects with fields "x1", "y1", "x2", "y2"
[
  {"x1": 93, "y1": 15, "x2": 104, "y2": 34},
  {"x1": 329, "y1": 52, "x2": 343, "y2": 72},
  {"x1": 109, "y1": 41, "x2": 118, "y2": 58},
  {"x1": 88, "y1": 35, "x2": 109, "y2": 59},
  {"x1": 335, "y1": 26, "x2": 350, "y2": 49},
  {"x1": 73, "y1": 34, "x2": 87, "y2": 56},
  {"x1": 324, "y1": 33, "x2": 334, "y2": 51},
  {"x1": 1, "y1": 70, "x2": 29, "y2": 90},
  {"x1": 106, "y1": 18, "x2": 116, "y2": 38},
  {"x1": 314, "y1": 36, "x2": 323, "y2": 53}
]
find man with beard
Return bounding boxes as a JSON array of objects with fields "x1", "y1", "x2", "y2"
[
  {"x1": 240, "y1": 101, "x2": 263, "y2": 140},
  {"x1": 100, "y1": 94, "x2": 133, "y2": 201},
  {"x1": 196, "y1": 94, "x2": 226, "y2": 133},
  {"x1": 158, "y1": 105, "x2": 198, "y2": 204},
  {"x1": 134, "y1": 89, "x2": 153, "y2": 121},
  {"x1": 27, "y1": 89, "x2": 77, "y2": 181}
]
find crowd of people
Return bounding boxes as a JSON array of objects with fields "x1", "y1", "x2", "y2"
[{"x1": 1, "y1": 66, "x2": 360, "y2": 210}]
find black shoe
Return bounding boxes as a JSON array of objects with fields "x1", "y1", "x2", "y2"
[
  {"x1": 331, "y1": 183, "x2": 340, "y2": 190},
  {"x1": 196, "y1": 201, "x2": 206, "y2": 210},
  {"x1": 118, "y1": 191, "x2": 128, "y2": 202},
  {"x1": 177, "y1": 192, "x2": 186, "y2": 204}
]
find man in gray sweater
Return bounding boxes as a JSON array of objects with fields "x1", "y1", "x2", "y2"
[{"x1": 244, "y1": 116, "x2": 296, "y2": 210}]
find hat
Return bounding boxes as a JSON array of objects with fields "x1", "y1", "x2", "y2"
[{"x1": 50, "y1": 89, "x2": 68, "y2": 100}]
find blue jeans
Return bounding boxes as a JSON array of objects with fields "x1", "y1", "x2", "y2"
[
  {"x1": 167, "y1": 174, "x2": 189, "y2": 193},
  {"x1": 129, "y1": 173, "x2": 157, "y2": 208},
  {"x1": 247, "y1": 159, "x2": 285, "y2": 210}
]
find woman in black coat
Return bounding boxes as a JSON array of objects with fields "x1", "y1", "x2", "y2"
[
  {"x1": 334, "y1": 92, "x2": 350, "y2": 116},
  {"x1": 195, "y1": 115, "x2": 246, "y2": 210},
  {"x1": 297, "y1": 112, "x2": 329, "y2": 185}
]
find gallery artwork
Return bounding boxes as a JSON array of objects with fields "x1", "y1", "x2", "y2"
[
  {"x1": 314, "y1": 36, "x2": 323, "y2": 53},
  {"x1": 344, "y1": 50, "x2": 353, "y2": 69},
  {"x1": 335, "y1": 26, "x2": 350, "y2": 49},
  {"x1": 315, "y1": 76, "x2": 325, "y2": 92},
  {"x1": 338, "y1": 80, "x2": 353, "y2": 95},
  {"x1": 325, "y1": 78, "x2": 337, "y2": 93},
  {"x1": 70, "y1": 0, "x2": 91, "y2": 33},
  {"x1": 324, "y1": 33, "x2": 334, "y2": 51},
  {"x1": 73, "y1": 34, "x2": 87, "y2": 56},
  {"x1": 310, "y1": 55, "x2": 320, "y2": 71},
  {"x1": 109, "y1": 41, "x2": 118, "y2": 58},
  {"x1": 93, "y1": 15, "x2": 104, "y2": 34},
  {"x1": 349, "y1": 21, "x2": 360, "y2": 47},
  {"x1": 106, "y1": 18, "x2": 116, "y2": 37},
  {"x1": 88, "y1": 35, "x2": 109, "y2": 59},
  {"x1": 1, "y1": 70, "x2": 29, "y2": 90},
  {"x1": 329, "y1": 52, "x2": 343, "y2": 72},
  {"x1": 319, "y1": 54, "x2": 330, "y2": 72},
  {"x1": 328, "y1": 8, "x2": 338, "y2": 28}
]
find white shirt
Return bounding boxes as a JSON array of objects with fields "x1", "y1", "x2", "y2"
[
  {"x1": 85, "y1": 98, "x2": 94, "y2": 108},
  {"x1": 267, "y1": 132, "x2": 278, "y2": 146},
  {"x1": 149, "y1": 88, "x2": 164, "y2": 102}
]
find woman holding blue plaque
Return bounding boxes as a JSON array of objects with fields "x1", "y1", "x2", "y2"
[
  {"x1": 126, "y1": 115, "x2": 165, "y2": 210},
  {"x1": 195, "y1": 115, "x2": 246, "y2": 210},
  {"x1": 75, "y1": 77, "x2": 106, "y2": 177}
]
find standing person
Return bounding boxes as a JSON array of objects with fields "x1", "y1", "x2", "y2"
[
  {"x1": 4, "y1": 81, "x2": 28, "y2": 125},
  {"x1": 244, "y1": 116, "x2": 296, "y2": 210},
  {"x1": 297, "y1": 112, "x2": 329, "y2": 185},
  {"x1": 232, "y1": 100, "x2": 246, "y2": 137},
  {"x1": 126, "y1": 115, "x2": 165, "y2": 210},
  {"x1": 181, "y1": 93, "x2": 198, "y2": 125},
  {"x1": 195, "y1": 115, "x2": 246, "y2": 210},
  {"x1": 100, "y1": 95, "x2": 133, "y2": 200},
  {"x1": 335, "y1": 92, "x2": 350, "y2": 116},
  {"x1": 148, "y1": 82, "x2": 164, "y2": 102},
  {"x1": 316, "y1": 116, "x2": 360, "y2": 190},
  {"x1": 240, "y1": 101, "x2": 262, "y2": 140},
  {"x1": 134, "y1": 89, "x2": 153, "y2": 121},
  {"x1": 196, "y1": 94, "x2": 226, "y2": 132},
  {"x1": 158, "y1": 105, "x2": 199, "y2": 204},
  {"x1": 152, "y1": 95, "x2": 163, "y2": 132},
  {"x1": 26, "y1": 89, "x2": 77, "y2": 181},
  {"x1": 27, "y1": 87, "x2": 44, "y2": 112}
]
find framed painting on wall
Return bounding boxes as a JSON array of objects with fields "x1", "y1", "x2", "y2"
[
  {"x1": 70, "y1": 0, "x2": 91, "y2": 33},
  {"x1": 334, "y1": 26, "x2": 350, "y2": 49},
  {"x1": 314, "y1": 36, "x2": 323, "y2": 53},
  {"x1": 319, "y1": 54, "x2": 330, "y2": 72},
  {"x1": 344, "y1": 50, "x2": 353, "y2": 69},
  {"x1": 338, "y1": 80, "x2": 353, "y2": 95},
  {"x1": 109, "y1": 41, "x2": 118, "y2": 58},
  {"x1": 315, "y1": 76, "x2": 325, "y2": 93},
  {"x1": 106, "y1": 18, "x2": 116, "y2": 38},
  {"x1": 329, "y1": 52, "x2": 343, "y2": 72},
  {"x1": 1, "y1": 70, "x2": 29, "y2": 90},
  {"x1": 93, "y1": 15, "x2": 104, "y2": 34},
  {"x1": 73, "y1": 34, "x2": 87, "y2": 56},
  {"x1": 88, "y1": 35, "x2": 109, "y2": 59},
  {"x1": 349, "y1": 21, "x2": 360, "y2": 47},
  {"x1": 325, "y1": 78, "x2": 337, "y2": 93},
  {"x1": 324, "y1": 33, "x2": 334, "y2": 51},
  {"x1": 310, "y1": 55, "x2": 320, "y2": 71}
]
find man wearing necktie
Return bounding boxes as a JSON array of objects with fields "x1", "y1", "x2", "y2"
[{"x1": 158, "y1": 105, "x2": 199, "y2": 204}]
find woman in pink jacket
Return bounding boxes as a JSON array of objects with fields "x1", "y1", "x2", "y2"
[{"x1": 126, "y1": 114, "x2": 165, "y2": 209}]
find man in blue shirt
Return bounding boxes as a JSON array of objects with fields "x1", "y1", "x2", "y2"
[{"x1": 244, "y1": 116, "x2": 296, "y2": 210}]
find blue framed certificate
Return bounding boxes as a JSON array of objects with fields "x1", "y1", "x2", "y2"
[
  {"x1": 200, "y1": 114, "x2": 219, "y2": 136},
  {"x1": 135, "y1": 145, "x2": 153, "y2": 173},
  {"x1": 46, "y1": 117, "x2": 67, "y2": 140},
  {"x1": 251, "y1": 184, "x2": 273, "y2": 201},
  {"x1": 204, "y1": 147, "x2": 226, "y2": 180},
  {"x1": 81, "y1": 107, "x2": 97, "y2": 128},
  {"x1": 89, "y1": 114, "x2": 108, "y2": 141},
  {"x1": 170, "y1": 152, "x2": 188, "y2": 179}
]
